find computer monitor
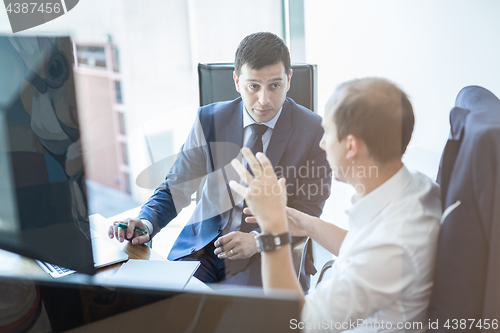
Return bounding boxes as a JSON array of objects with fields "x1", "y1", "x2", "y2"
[{"x1": 0, "y1": 35, "x2": 95, "y2": 275}]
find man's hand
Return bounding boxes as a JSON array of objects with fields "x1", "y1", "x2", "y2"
[
  {"x1": 229, "y1": 148, "x2": 288, "y2": 234},
  {"x1": 214, "y1": 231, "x2": 258, "y2": 260},
  {"x1": 284, "y1": 207, "x2": 315, "y2": 237},
  {"x1": 243, "y1": 206, "x2": 312, "y2": 237},
  {"x1": 108, "y1": 217, "x2": 150, "y2": 245}
]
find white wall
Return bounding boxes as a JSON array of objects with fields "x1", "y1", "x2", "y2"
[{"x1": 305, "y1": 0, "x2": 500, "y2": 162}]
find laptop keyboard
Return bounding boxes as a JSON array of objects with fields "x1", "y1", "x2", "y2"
[
  {"x1": 36, "y1": 260, "x2": 76, "y2": 278},
  {"x1": 52, "y1": 264, "x2": 73, "y2": 274}
]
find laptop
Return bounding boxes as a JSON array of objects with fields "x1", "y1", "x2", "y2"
[{"x1": 36, "y1": 228, "x2": 129, "y2": 278}]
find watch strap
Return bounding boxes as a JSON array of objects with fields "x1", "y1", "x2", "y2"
[{"x1": 256, "y1": 232, "x2": 291, "y2": 253}]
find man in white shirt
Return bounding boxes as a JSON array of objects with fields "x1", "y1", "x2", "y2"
[{"x1": 228, "y1": 78, "x2": 442, "y2": 331}]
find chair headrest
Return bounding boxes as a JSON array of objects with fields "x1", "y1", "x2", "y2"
[{"x1": 455, "y1": 85, "x2": 500, "y2": 114}]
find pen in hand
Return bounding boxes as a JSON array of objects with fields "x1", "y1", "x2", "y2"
[{"x1": 113, "y1": 222, "x2": 148, "y2": 234}]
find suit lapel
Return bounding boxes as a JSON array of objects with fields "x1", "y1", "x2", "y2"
[
  {"x1": 218, "y1": 100, "x2": 243, "y2": 216},
  {"x1": 267, "y1": 99, "x2": 294, "y2": 168},
  {"x1": 224, "y1": 99, "x2": 244, "y2": 162}
]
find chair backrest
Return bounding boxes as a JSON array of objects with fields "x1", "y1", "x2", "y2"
[
  {"x1": 198, "y1": 63, "x2": 318, "y2": 112},
  {"x1": 428, "y1": 85, "x2": 500, "y2": 331}
]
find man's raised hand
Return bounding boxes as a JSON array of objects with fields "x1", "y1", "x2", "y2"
[{"x1": 229, "y1": 148, "x2": 288, "y2": 234}]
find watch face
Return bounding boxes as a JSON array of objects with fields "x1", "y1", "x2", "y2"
[
  {"x1": 256, "y1": 240, "x2": 262, "y2": 253},
  {"x1": 257, "y1": 232, "x2": 291, "y2": 252},
  {"x1": 260, "y1": 235, "x2": 277, "y2": 252}
]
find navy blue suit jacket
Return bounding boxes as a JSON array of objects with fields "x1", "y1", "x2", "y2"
[{"x1": 139, "y1": 97, "x2": 331, "y2": 278}]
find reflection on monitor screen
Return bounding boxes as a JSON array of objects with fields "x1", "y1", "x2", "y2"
[
  {"x1": 0, "y1": 35, "x2": 94, "y2": 275},
  {"x1": 0, "y1": 111, "x2": 19, "y2": 238}
]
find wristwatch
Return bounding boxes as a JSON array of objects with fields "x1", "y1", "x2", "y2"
[{"x1": 256, "y1": 232, "x2": 291, "y2": 253}]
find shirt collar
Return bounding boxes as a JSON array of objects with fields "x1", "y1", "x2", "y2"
[
  {"x1": 345, "y1": 165, "x2": 411, "y2": 229},
  {"x1": 243, "y1": 105, "x2": 283, "y2": 129}
]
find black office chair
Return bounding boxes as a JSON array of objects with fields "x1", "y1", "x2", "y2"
[
  {"x1": 427, "y1": 86, "x2": 500, "y2": 331},
  {"x1": 197, "y1": 62, "x2": 319, "y2": 290},
  {"x1": 198, "y1": 63, "x2": 318, "y2": 113}
]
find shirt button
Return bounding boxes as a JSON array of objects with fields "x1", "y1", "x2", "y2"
[{"x1": 190, "y1": 247, "x2": 196, "y2": 253}]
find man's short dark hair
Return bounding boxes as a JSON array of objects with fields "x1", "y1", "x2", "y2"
[
  {"x1": 331, "y1": 78, "x2": 415, "y2": 163},
  {"x1": 234, "y1": 32, "x2": 291, "y2": 77}
]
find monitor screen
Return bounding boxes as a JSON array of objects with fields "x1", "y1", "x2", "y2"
[{"x1": 0, "y1": 35, "x2": 95, "y2": 275}]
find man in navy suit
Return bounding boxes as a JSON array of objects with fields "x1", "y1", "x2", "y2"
[{"x1": 109, "y1": 32, "x2": 331, "y2": 288}]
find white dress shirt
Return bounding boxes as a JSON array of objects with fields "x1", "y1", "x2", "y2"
[
  {"x1": 226, "y1": 105, "x2": 282, "y2": 233},
  {"x1": 301, "y1": 166, "x2": 442, "y2": 332}
]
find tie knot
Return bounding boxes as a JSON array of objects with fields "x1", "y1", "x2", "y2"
[{"x1": 250, "y1": 124, "x2": 268, "y2": 137}]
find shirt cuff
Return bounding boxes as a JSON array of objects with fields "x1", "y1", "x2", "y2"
[
  {"x1": 140, "y1": 219, "x2": 153, "y2": 237},
  {"x1": 250, "y1": 230, "x2": 260, "y2": 236}
]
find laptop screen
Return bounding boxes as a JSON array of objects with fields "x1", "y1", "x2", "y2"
[{"x1": 0, "y1": 35, "x2": 95, "y2": 275}]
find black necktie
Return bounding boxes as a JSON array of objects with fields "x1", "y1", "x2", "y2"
[
  {"x1": 246, "y1": 124, "x2": 268, "y2": 156},
  {"x1": 240, "y1": 124, "x2": 268, "y2": 232}
]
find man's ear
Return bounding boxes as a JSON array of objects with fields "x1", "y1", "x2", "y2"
[
  {"x1": 345, "y1": 134, "x2": 359, "y2": 160},
  {"x1": 233, "y1": 71, "x2": 240, "y2": 93},
  {"x1": 286, "y1": 69, "x2": 293, "y2": 92}
]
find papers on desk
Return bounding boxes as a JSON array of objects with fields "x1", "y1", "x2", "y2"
[{"x1": 109, "y1": 259, "x2": 200, "y2": 291}]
